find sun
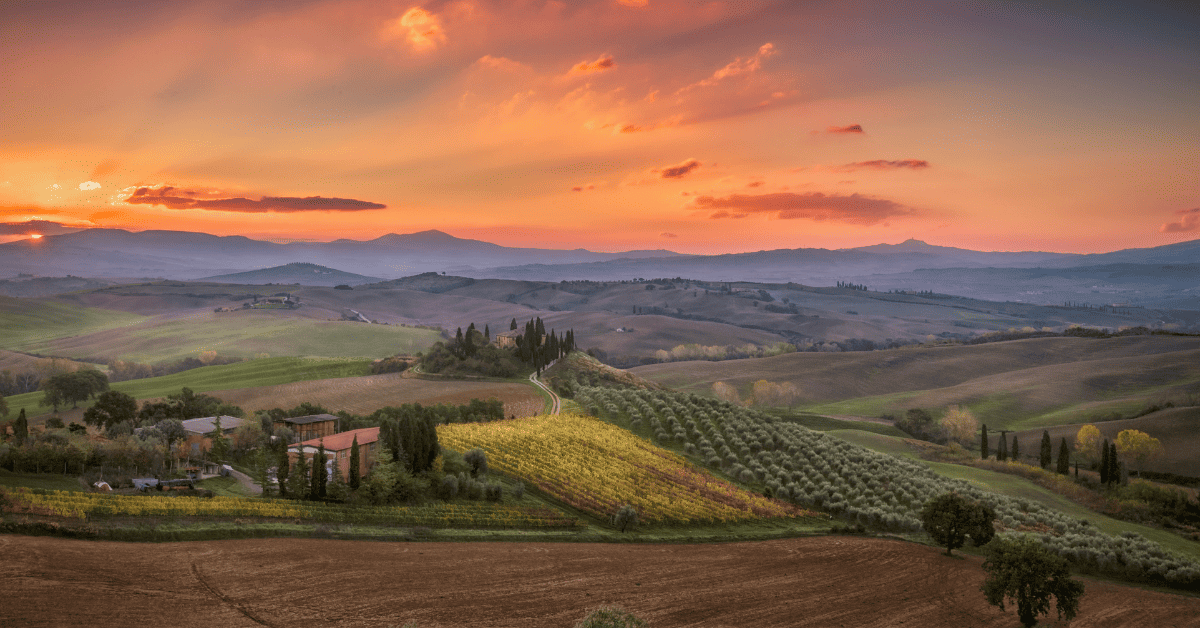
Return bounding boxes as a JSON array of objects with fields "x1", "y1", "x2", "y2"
[{"x1": 29, "y1": 234, "x2": 43, "y2": 239}]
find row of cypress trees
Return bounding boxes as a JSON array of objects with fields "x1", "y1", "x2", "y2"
[{"x1": 980, "y1": 425, "x2": 1071, "y2": 475}]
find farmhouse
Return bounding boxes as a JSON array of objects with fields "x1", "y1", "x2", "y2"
[
  {"x1": 182, "y1": 415, "x2": 246, "y2": 457},
  {"x1": 274, "y1": 413, "x2": 340, "y2": 443},
  {"x1": 288, "y1": 427, "x2": 380, "y2": 482},
  {"x1": 493, "y1": 329, "x2": 522, "y2": 349}
]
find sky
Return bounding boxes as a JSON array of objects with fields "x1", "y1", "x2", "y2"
[{"x1": 1, "y1": 0, "x2": 1198, "y2": 254}]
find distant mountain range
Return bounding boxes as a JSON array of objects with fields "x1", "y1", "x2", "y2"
[{"x1": 0, "y1": 227, "x2": 1196, "y2": 308}]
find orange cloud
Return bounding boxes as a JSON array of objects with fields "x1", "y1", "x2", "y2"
[
  {"x1": 571, "y1": 184, "x2": 596, "y2": 192},
  {"x1": 617, "y1": 0, "x2": 649, "y2": 7},
  {"x1": 90, "y1": 159, "x2": 119, "y2": 179},
  {"x1": 1161, "y1": 207, "x2": 1200, "y2": 233},
  {"x1": 658, "y1": 159, "x2": 701, "y2": 179},
  {"x1": 569, "y1": 54, "x2": 615, "y2": 76},
  {"x1": 119, "y1": 185, "x2": 386, "y2": 213},
  {"x1": 680, "y1": 43, "x2": 776, "y2": 92},
  {"x1": 833, "y1": 159, "x2": 929, "y2": 171},
  {"x1": 695, "y1": 192, "x2": 914, "y2": 225},
  {"x1": 827, "y1": 124, "x2": 864, "y2": 134},
  {"x1": 384, "y1": 7, "x2": 446, "y2": 52}
]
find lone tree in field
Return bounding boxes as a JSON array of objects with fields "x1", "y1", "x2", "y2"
[
  {"x1": 980, "y1": 424, "x2": 989, "y2": 459},
  {"x1": 1039, "y1": 430, "x2": 1053, "y2": 469},
  {"x1": 920, "y1": 492, "x2": 995, "y2": 556},
  {"x1": 981, "y1": 535, "x2": 1083, "y2": 628},
  {"x1": 575, "y1": 605, "x2": 649, "y2": 628},
  {"x1": 613, "y1": 504, "x2": 639, "y2": 533},
  {"x1": 1056, "y1": 437, "x2": 1071, "y2": 475}
]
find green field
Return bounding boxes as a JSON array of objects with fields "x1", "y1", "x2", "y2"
[
  {"x1": 1, "y1": 357, "x2": 373, "y2": 420},
  {"x1": 0, "y1": 296, "x2": 146, "y2": 348},
  {"x1": 0, "y1": 470, "x2": 85, "y2": 492},
  {"x1": 7, "y1": 309, "x2": 442, "y2": 364}
]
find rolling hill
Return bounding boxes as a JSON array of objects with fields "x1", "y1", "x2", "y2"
[{"x1": 201, "y1": 262, "x2": 383, "y2": 286}]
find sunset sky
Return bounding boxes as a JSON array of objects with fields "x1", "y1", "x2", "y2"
[{"x1": 1, "y1": 0, "x2": 1198, "y2": 254}]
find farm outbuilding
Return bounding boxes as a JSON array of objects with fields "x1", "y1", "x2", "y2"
[
  {"x1": 273, "y1": 413, "x2": 340, "y2": 443},
  {"x1": 182, "y1": 415, "x2": 246, "y2": 458},
  {"x1": 287, "y1": 427, "x2": 380, "y2": 482}
]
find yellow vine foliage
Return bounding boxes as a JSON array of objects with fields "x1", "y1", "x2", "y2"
[{"x1": 438, "y1": 413, "x2": 809, "y2": 524}]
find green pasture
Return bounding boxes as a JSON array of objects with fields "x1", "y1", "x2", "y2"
[
  {"x1": 0, "y1": 357, "x2": 373, "y2": 421},
  {"x1": 14, "y1": 311, "x2": 442, "y2": 364},
  {"x1": 0, "y1": 297, "x2": 146, "y2": 349},
  {"x1": 0, "y1": 470, "x2": 84, "y2": 492}
]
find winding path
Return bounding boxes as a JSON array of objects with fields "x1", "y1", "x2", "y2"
[{"x1": 529, "y1": 362, "x2": 561, "y2": 415}]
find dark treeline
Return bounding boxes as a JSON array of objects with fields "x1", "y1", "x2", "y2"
[{"x1": 421, "y1": 316, "x2": 576, "y2": 377}]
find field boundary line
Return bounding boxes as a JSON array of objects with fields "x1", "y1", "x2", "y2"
[{"x1": 191, "y1": 562, "x2": 274, "y2": 627}]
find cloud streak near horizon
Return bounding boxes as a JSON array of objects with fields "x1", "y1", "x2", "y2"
[
  {"x1": 695, "y1": 192, "x2": 915, "y2": 225},
  {"x1": 120, "y1": 186, "x2": 386, "y2": 213},
  {"x1": 1161, "y1": 208, "x2": 1200, "y2": 233}
]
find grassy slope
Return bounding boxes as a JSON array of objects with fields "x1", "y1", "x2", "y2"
[
  {"x1": 0, "y1": 470, "x2": 85, "y2": 491},
  {"x1": 829, "y1": 429, "x2": 1200, "y2": 561},
  {"x1": 0, "y1": 296, "x2": 146, "y2": 349},
  {"x1": 631, "y1": 336, "x2": 1200, "y2": 431},
  {"x1": 1, "y1": 358, "x2": 372, "y2": 421}
]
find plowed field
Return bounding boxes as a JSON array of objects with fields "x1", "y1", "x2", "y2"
[{"x1": 3, "y1": 535, "x2": 1197, "y2": 628}]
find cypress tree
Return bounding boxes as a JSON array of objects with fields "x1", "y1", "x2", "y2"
[
  {"x1": 310, "y1": 445, "x2": 321, "y2": 500},
  {"x1": 1039, "y1": 430, "x2": 1053, "y2": 469},
  {"x1": 276, "y1": 445, "x2": 290, "y2": 497},
  {"x1": 316, "y1": 440, "x2": 328, "y2": 498},
  {"x1": 1011, "y1": 436, "x2": 1019, "y2": 462},
  {"x1": 484, "y1": 324, "x2": 490, "y2": 342},
  {"x1": 981, "y1": 424, "x2": 989, "y2": 460},
  {"x1": 510, "y1": 318, "x2": 517, "y2": 331},
  {"x1": 290, "y1": 451, "x2": 308, "y2": 499},
  {"x1": 1108, "y1": 442, "x2": 1120, "y2": 485},
  {"x1": 349, "y1": 436, "x2": 361, "y2": 490},
  {"x1": 997, "y1": 434, "x2": 1008, "y2": 461},
  {"x1": 1056, "y1": 438, "x2": 1070, "y2": 475},
  {"x1": 1100, "y1": 439, "x2": 1110, "y2": 484},
  {"x1": 14, "y1": 408, "x2": 28, "y2": 446}
]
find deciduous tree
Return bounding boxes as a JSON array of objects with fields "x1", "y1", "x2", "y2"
[
  {"x1": 82, "y1": 390, "x2": 138, "y2": 430},
  {"x1": 940, "y1": 406, "x2": 978, "y2": 446},
  {"x1": 981, "y1": 536, "x2": 1083, "y2": 628},
  {"x1": 920, "y1": 492, "x2": 995, "y2": 555},
  {"x1": 1074, "y1": 424, "x2": 1102, "y2": 468},
  {"x1": 1115, "y1": 429, "x2": 1163, "y2": 477},
  {"x1": 613, "y1": 504, "x2": 639, "y2": 533}
]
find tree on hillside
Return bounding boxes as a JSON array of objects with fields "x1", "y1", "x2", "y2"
[
  {"x1": 981, "y1": 535, "x2": 1083, "y2": 627},
  {"x1": 1074, "y1": 424, "x2": 1102, "y2": 469},
  {"x1": 1056, "y1": 437, "x2": 1071, "y2": 475},
  {"x1": 613, "y1": 504, "x2": 639, "y2": 533},
  {"x1": 13, "y1": 408, "x2": 28, "y2": 446},
  {"x1": 1011, "y1": 435, "x2": 1019, "y2": 462},
  {"x1": 82, "y1": 390, "x2": 138, "y2": 430},
  {"x1": 940, "y1": 406, "x2": 978, "y2": 446},
  {"x1": 510, "y1": 318, "x2": 517, "y2": 331},
  {"x1": 464, "y1": 448, "x2": 488, "y2": 477},
  {"x1": 920, "y1": 492, "x2": 995, "y2": 556},
  {"x1": 980, "y1": 424, "x2": 989, "y2": 459},
  {"x1": 1039, "y1": 430, "x2": 1052, "y2": 469},
  {"x1": 997, "y1": 433, "x2": 1008, "y2": 461},
  {"x1": 276, "y1": 445, "x2": 291, "y2": 497},
  {"x1": 1115, "y1": 429, "x2": 1163, "y2": 477},
  {"x1": 0, "y1": 393, "x2": 7, "y2": 419},
  {"x1": 349, "y1": 435, "x2": 361, "y2": 490},
  {"x1": 1100, "y1": 438, "x2": 1112, "y2": 484},
  {"x1": 40, "y1": 370, "x2": 109, "y2": 410}
]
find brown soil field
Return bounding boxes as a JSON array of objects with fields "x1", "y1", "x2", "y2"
[
  {"x1": 2, "y1": 535, "x2": 1197, "y2": 628},
  {"x1": 206, "y1": 373, "x2": 546, "y2": 418}
]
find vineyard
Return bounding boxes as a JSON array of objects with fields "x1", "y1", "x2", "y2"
[
  {"x1": 573, "y1": 385, "x2": 1200, "y2": 588},
  {"x1": 437, "y1": 413, "x2": 812, "y2": 524},
  {"x1": 0, "y1": 487, "x2": 579, "y2": 529}
]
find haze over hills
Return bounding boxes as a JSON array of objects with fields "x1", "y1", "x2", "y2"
[
  {"x1": 200, "y1": 263, "x2": 383, "y2": 287},
  {"x1": 0, "y1": 227, "x2": 1197, "y2": 309}
]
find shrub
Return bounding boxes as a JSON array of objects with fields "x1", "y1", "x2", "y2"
[
  {"x1": 613, "y1": 504, "x2": 638, "y2": 532},
  {"x1": 575, "y1": 606, "x2": 649, "y2": 628},
  {"x1": 464, "y1": 448, "x2": 488, "y2": 477},
  {"x1": 485, "y1": 483, "x2": 503, "y2": 502},
  {"x1": 511, "y1": 481, "x2": 525, "y2": 500},
  {"x1": 438, "y1": 475, "x2": 459, "y2": 500}
]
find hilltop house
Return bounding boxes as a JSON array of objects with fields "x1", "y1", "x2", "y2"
[
  {"x1": 288, "y1": 426, "x2": 380, "y2": 482},
  {"x1": 273, "y1": 413, "x2": 340, "y2": 443},
  {"x1": 182, "y1": 415, "x2": 246, "y2": 457}
]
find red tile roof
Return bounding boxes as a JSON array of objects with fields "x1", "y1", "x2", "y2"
[{"x1": 297, "y1": 427, "x2": 379, "y2": 452}]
